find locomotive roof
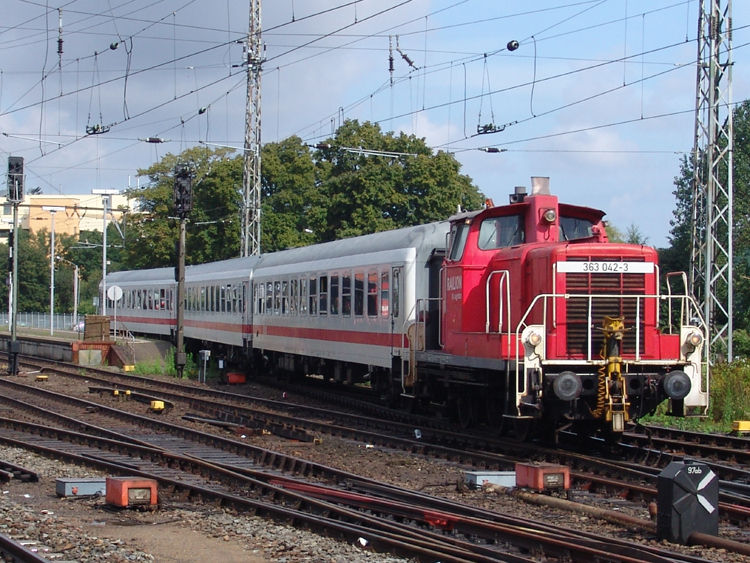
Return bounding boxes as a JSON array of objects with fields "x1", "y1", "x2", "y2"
[{"x1": 255, "y1": 221, "x2": 449, "y2": 268}]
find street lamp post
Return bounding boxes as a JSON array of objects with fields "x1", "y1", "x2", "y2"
[
  {"x1": 92, "y1": 189, "x2": 119, "y2": 317},
  {"x1": 57, "y1": 257, "x2": 79, "y2": 332},
  {"x1": 43, "y1": 206, "x2": 65, "y2": 335}
]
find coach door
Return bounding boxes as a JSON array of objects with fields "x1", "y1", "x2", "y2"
[
  {"x1": 243, "y1": 280, "x2": 251, "y2": 346},
  {"x1": 389, "y1": 267, "x2": 402, "y2": 357}
]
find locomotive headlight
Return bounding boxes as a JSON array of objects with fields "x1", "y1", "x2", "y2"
[
  {"x1": 686, "y1": 330, "x2": 703, "y2": 348},
  {"x1": 525, "y1": 329, "x2": 543, "y2": 348},
  {"x1": 543, "y1": 208, "x2": 557, "y2": 223}
]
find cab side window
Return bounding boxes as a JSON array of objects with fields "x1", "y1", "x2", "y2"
[{"x1": 449, "y1": 222, "x2": 469, "y2": 260}]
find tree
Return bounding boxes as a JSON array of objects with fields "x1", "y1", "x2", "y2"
[
  {"x1": 308, "y1": 120, "x2": 483, "y2": 242},
  {"x1": 115, "y1": 122, "x2": 482, "y2": 272},
  {"x1": 260, "y1": 136, "x2": 318, "y2": 251},
  {"x1": 123, "y1": 146, "x2": 241, "y2": 269},
  {"x1": 0, "y1": 230, "x2": 52, "y2": 312}
]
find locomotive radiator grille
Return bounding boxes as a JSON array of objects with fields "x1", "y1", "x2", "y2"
[{"x1": 564, "y1": 265, "x2": 646, "y2": 356}]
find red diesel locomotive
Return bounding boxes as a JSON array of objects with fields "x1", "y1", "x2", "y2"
[{"x1": 414, "y1": 177, "x2": 707, "y2": 439}]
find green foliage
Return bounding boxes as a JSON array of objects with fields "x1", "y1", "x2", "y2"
[
  {"x1": 708, "y1": 359, "x2": 750, "y2": 424},
  {"x1": 306, "y1": 120, "x2": 484, "y2": 243},
  {"x1": 124, "y1": 146, "x2": 241, "y2": 269},
  {"x1": 605, "y1": 224, "x2": 624, "y2": 242},
  {"x1": 133, "y1": 359, "x2": 166, "y2": 376}
]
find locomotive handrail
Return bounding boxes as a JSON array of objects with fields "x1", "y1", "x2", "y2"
[
  {"x1": 665, "y1": 271, "x2": 691, "y2": 333},
  {"x1": 485, "y1": 270, "x2": 510, "y2": 335},
  {"x1": 514, "y1": 291, "x2": 706, "y2": 362},
  {"x1": 512, "y1": 291, "x2": 707, "y2": 413}
]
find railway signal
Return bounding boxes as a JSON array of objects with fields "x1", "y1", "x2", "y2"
[
  {"x1": 7, "y1": 156, "x2": 24, "y2": 202},
  {"x1": 173, "y1": 164, "x2": 194, "y2": 217}
]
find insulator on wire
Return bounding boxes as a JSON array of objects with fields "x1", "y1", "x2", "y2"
[{"x1": 479, "y1": 147, "x2": 507, "y2": 153}]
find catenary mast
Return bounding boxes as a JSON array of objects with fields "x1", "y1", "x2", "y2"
[
  {"x1": 691, "y1": 0, "x2": 733, "y2": 360},
  {"x1": 242, "y1": 0, "x2": 262, "y2": 257}
]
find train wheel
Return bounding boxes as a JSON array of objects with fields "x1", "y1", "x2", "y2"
[
  {"x1": 485, "y1": 398, "x2": 508, "y2": 436},
  {"x1": 513, "y1": 418, "x2": 534, "y2": 442},
  {"x1": 457, "y1": 395, "x2": 476, "y2": 429}
]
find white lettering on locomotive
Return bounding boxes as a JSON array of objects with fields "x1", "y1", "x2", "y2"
[{"x1": 446, "y1": 275, "x2": 462, "y2": 291}]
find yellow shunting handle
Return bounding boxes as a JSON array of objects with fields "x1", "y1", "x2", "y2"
[{"x1": 732, "y1": 421, "x2": 750, "y2": 432}]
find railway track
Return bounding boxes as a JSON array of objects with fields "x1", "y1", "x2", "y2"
[
  {"x1": 0, "y1": 417, "x2": 735, "y2": 563},
  {"x1": 4, "y1": 358, "x2": 750, "y2": 556},
  {"x1": 0, "y1": 534, "x2": 50, "y2": 563},
  {"x1": 7, "y1": 361, "x2": 750, "y2": 520}
]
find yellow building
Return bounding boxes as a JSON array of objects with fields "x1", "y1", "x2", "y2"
[{"x1": 0, "y1": 194, "x2": 134, "y2": 240}]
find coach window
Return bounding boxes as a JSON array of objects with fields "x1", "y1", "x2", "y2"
[
  {"x1": 330, "y1": 274, "x2": 339, "y2": 315},
  {"x1": 264, "y1": 282, "x2": 271, "y2": 313},
  {"x1": 161, "y1": 289, "x2": 167, "y2": 311},
  {"x1": 242, "y1": 285, "x2": 246, "y2": 314},
  {"x1": 215, "y1": 286, "x2": 220, "y2": 312},
  {"x1": 354, "y1": 272, "x2": 364, "y2": 316},
  {"x1": 200, "y1": 287, "x2": 206, "y2": 311},
  {"x1": 478, "y1": 215, "x2": 524, "y2": 249},
  {"x1": 256, "y1": 283, "x2": 263, "y2": 314},
  {"x1": 367, "y1": 271, "x2": 378, "y2": 317},
  {"x1": 342, "y1": 274, "x2": 351, "y2": 317},
  {"x1": 319, "y1": 275, "x2": 328, "y2": 315},
  {"x1": 282, "y1": 281, "x2": 289, "y2": 315},
  {"x1": 300, "y1": 277, "x2": 308, "y2": 315},
  {"x1": 449, "y1": 221, "x2": 470, "y2": 261},
  {"x1": 309, "y1": 277, "x2": 318, "y2": 315},
  {"x1": 271, "y1": 281, "x2": 279, "y2": 314},
  {"x1": 290, "y1": 279, "x2": 298, "y2": 315},
  {"x1": 380, "y1": 271, "x2": 389, "y2": 317}
]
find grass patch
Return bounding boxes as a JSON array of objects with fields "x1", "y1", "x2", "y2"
[
  {"x1": 133, "y1": 349, "x2": 197, "y2": 379},
  {"x1": 133, "y1": 359, "x2": 166, "y2": 376},
  {"x1": 641, "y1": 359, "x2": 750, "y2": 433}
]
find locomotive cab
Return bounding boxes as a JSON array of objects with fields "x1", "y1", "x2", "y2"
[{"x1": 432, "y1": 177, "x2": 708, "y2": 440}]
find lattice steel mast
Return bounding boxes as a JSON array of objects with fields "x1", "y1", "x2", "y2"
[
  {"x1": 242, "y1": 0, "x2": 262, "y2": 257},
  {"x1": 691, "y1": 0, "x2": 733, "y2": 359}
]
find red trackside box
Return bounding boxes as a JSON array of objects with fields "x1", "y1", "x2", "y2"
[
  {"x1": 227, "y1": 372, "x2": 246, "y2": 384},
  {"x1": 515, "y1": 462, "x2": 570, "y2": 491},
  {"x1": 105, "y1": 477, "x2": 158, "y2": 507}
]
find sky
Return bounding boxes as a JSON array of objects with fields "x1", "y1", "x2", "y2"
[{"x1": 1, "y1": 0, "x2": 748, "y2": 248}]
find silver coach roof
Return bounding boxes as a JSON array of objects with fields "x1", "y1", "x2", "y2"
[
  {"x1": 255, "y1": 221, "x2": 449, "y2": 269},
  {"x1": 106, "y1": 222, "x2": 448, "y2": 282}
]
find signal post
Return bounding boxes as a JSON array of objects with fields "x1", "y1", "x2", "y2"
[
  {"x1": 6, "y1": 157, "x2": 23, "y2": 375},
  {"x1": 174, "y1": 164, "x2": 194, "y2": 378}
]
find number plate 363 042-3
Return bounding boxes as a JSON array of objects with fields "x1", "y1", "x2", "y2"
[{"x1": 557, "y1": 261, "x2": 654, "y2": 274}]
